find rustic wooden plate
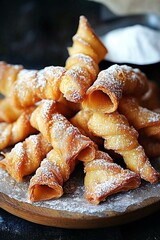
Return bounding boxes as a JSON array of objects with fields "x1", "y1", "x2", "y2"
[{"x1": 1, "y1": 161, "x2": 160, "y2": 229}]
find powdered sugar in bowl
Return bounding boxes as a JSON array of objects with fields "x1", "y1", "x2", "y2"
[{"x1": 97, "y1": 13, "x2": 160, "y2": 81}]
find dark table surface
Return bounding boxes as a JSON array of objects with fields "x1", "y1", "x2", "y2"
[
  {"x1": 1, "y1": 208, "x2": 160, "y2": 240},
  {"x1": 1, "y1": 0, "x2": 160, "y2": 239}
]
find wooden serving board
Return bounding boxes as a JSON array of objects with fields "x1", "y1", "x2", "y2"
[
  {"x1": 1, "y1": 164, "x2": 160, "y2": 229},
  {"x1": 1, "y1": 191, "x2": 160, "y2": 229}
]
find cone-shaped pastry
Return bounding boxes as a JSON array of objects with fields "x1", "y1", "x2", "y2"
[
  {"x1": 84, "y1": 156, "x2": 141, "y2": 204},
  {"x1": 82, "y1": 64, "x2": 149, "y2": 113},
  {"x1": 29, "y1": 147, "x2": 80, "y2": 202},
  {"x1": 29, "y1": 100, "x2": 97, "y2": 202},
  {"x1": 70, "y1": 112, "x2": 141, "y2": 204},
  {"x1": 67, "y1": 15, "x2": 107, "y2": 63},
  {"x1": 29, "y1": 156, "x2": 63, "y2": 202},
  {"x1": 1, "y1": 17, "x2": 106, "y2": 107},
  {"x1": 0, "y1": 107, "x2": 37, "y2": 150},
  {"x1": 30, "y1": 100, "x2": 96, "y2": 164},
  {"x1": 0, "y1": 134, "x2": 52, "y2": 182},
  {"x1": 60, "y1": 15, "x2": 107, "y2": 103},
  {"x1": 119, "y1": 97, "x2": 160, "y2": 140},
  {"x1": 0, "y1": 61, "x2": 23, "y2": 95},
  {"x1": 70, "y1": 110, "x2": 141, "y2": 204},
  {"x1": 87, "y1": 111, "x2": 159, "y2": 183},
  {"x1": 0, "y1": 98, "x2": 22, "y2": 123}
]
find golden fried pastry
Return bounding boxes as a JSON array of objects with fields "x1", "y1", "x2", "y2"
[
  {"x1": 29, "y1": 145, "x2": 83, "y2": 202},
  {"x1": 0, "y1": 98, "x2": 22, "y2": 123},
  {"x1": 84, "y1": 156, "x2": 141, "y2": 204},
  {"x1": 119, "y1": 97, "x2": 160, "y2": 140},
  {"x1": 0, "y1": 16, "x2": 107, "y2": 108},
  {"x1": 0, "y1": 15, "x2": 160, "y2": 206},
  {"x1": 0, "y1": 134, "x2": 52, "y2": 182},
  {"x1": 82, "y1": 64, "x2": 149, "y2": 113},
  {"x1": 9, "y1": 67, "x2": 66, "y2": 108},
  {"x1": 29, "y1": 156, "x2": 63, "y2": 202},
  {"x1": 0, "y1": 61, "x2": 23, "y2": 96},
  {"x1": 0, "y1": 107, "x2": 36, "y2": 150},
  {"x1": 28, "y1": 100, "x2": 97, "y2": 201},
  {"x1": 30, "y1": 100, "x2": 96, "y2": 163},
  {"x1": 67, "y1": 16, "x2": 107, "y2": 64},
  {"x1": 70, "y1": 109, "x2": 103, "y2": 146},
  {"x1": 87, "y1": 110, "x2": 159, "y2": 183},
  {"x1": 71, "y1": 111, "x2": 141, "y2": 204},
  {"x1": 60, "y1": 15, "x2": 107, "y2": 103}
]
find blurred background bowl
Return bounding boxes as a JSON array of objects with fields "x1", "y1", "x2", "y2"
[{"x1": 96, "y1": 13, "x2": 160, "y2": 81}]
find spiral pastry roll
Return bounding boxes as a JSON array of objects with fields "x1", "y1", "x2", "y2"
[
  {"x1": 29, "y1": 100, "x2": 96, "y2": 201},
  {"x1": 0, "y1": 61, "x2": 23, "y2": 96},
  {"x1": 70, "y1": 109, "x2": 103, "y2": 146},
  {"x1": 0, "y1": 134, "x2": 52, "y2": 182},
  {"x1": 0, "y1": 98, "x2": 22, "y2": 123},
  {"x1": 119, "y1": 97, "x2": 160, "y2": 140},
  {"x1": 30, "y1": 100, "x2": 96, "y2": 163},
  {"x1": 9, "y1": 66, "x2": 66, "y2": 108},
  {"x1": 29, "y1": 152, "x2": 64, "y2": 202},
  {"x1": 82, "y1": 64, "x2": 149, "y2": 113},
  {"x1": 87, "y1": 111, "x2": 159, "y2": 183},
  {"x1": 71, "y1": 111, "x2": 141, "y2": 204},
  {"x1": 0, "y1": 107, "x2": 37, "y2": 150},
  {"x1": 67, "y1": 16, "x2": 107, "y2": 63},
  {"x1": 29, "y1": 148, "x2": 76, "y2": 202},
  {"x1": 60, "y1": 15, "x2": 107, "y2": 103}
]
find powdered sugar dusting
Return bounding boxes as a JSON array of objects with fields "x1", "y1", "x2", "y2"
[
  {"x1": 36, "y1": 69, "x2": 47, "y2": 90},
  {"x1": 13, "y1": 142, "x2": 25, "y2": 159},
  {"x1": 139, "y1": 107, "x2": 160, "y2": 125},
  {"x1": 41, "y1": 99, "x2": 56, "y2": 120},
  {"x1": 1, "y1": 159, "x2": 160, "y2": 216},
  {"x1": 73, "y1": 35, "x2": 90, "y2": 47},
  {"x1": 44, "y1": 66, "x2": 66, "y2": 79},
  {"x1": 28, "y1": 134, "x2": 39, "y2": 146},
  {"x1": 88, "y1": 65, "x2": 124, "y2": 100},
  {"x1": 35, "y1": 158, "x2": 61, "y2": 183},
  {"x1": 121, "y1": 64, "x2": 147, "y2": 90}
]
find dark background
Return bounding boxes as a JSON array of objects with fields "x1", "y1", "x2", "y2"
[
  {"x1": 1, "y1": 208, "x2": 160, "y2": 240},
  {"x1": 0, "y1": 0, "x2": 160, "y2": 239},
  {"x1": 0, "y1": 0, "x2": 106, "y2": 69}
]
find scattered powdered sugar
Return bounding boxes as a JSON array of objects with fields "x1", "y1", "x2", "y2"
[
  {"x1": 73, "y1": 35, "x2": 90, "y2": 47},
  {"x1": 41, "y1": 99, "x2": 56, "y2": 120},
  {"x1": 36, "y1": 158, "x2": 61, "y2": 183},
  {"x1": 36, "y1": 69, "x2": 47, "y2": 90},
  {"x1": 90, "y1": 65, "x2": 124, "y2": 99},
  {"x1": 68, "y1": 54, "x2": 98, "y2": 79},
  {"x1": 13, "y1": 64, "x2": 22, "y2": 70},
  {"x1": 44, "y1": 66, "x2": 66, "y2": 79},
  {"x1": 28, "y1": 134, "x2": 39, "y2": 146},
  {"x1": 18, "y1": 69, "x2": 38, "y2": 83},
  {"x1": 1, "y1": 159, "x2": 160, "y2": 217},
  {"x1": 72, "y1": 53, "x2": 93, "y2": 64},
  {"x1": 139, "y1": 107, "x2": 160, "y2": 124},
  {"x1": 13, "y1": 142, "x2": 25, "y2": 159}
]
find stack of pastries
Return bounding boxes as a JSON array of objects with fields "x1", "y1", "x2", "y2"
[{"x1": 0, "y1": 16, "x2": 160, "y2": 205}]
